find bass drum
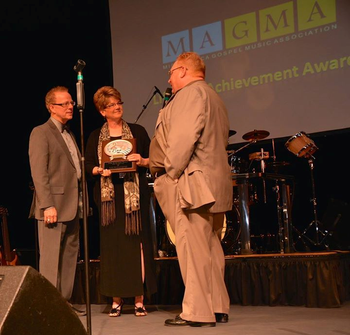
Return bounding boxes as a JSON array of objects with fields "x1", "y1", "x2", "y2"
[
  {"x1": 220, "y1": 204, "x2": 241, "y2": 255},
  {"x1": 165, "y1": 220, "x2": 176, "y2": 246},
  {"x1": 165, "y1": 205, "x2": 240, "y2": 255},
  {"x1": 149, "y1": 182, "x2": 177, "y2": 258}
]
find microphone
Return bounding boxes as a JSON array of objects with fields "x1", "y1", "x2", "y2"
[
  {"x1": 74, "y1": 59, "x2": 86, "y2": 73},
  {"x1": 74, "y1": 60, "x2": 86, "y2": 110},
  {"x1": 154, "y1": 86, "x2": 164, "y2": 99},
  {"x1": 162, "y1": 87, "x2": 172, "y2": 108}
]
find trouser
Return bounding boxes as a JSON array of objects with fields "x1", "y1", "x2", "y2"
[
  {"x1": 175, "y1": 208, "x2": 230, "y2": 323},
  {"x1": 38, "y1": 214, "x2": 80, "y2": 300}
]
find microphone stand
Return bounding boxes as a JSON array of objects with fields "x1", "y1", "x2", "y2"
[
  {"x1": 74, "y1": 59, "x2": 92, "y2": 335},
  {"x1": 134, "y1": 87, "x2": 163, "y2": 123}
]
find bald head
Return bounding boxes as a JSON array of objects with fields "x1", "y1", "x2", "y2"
[
  {"x1": 168, "y1": 52, "x2": 206, "y2": 93},
  {"x1": 176, "y1": 52, "x2": 206, "y2": 78}
]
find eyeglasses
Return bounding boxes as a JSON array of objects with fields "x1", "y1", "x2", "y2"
[
  {"x1": 168, "y1": 66, "x2": 184, "y2": 77},
  {"x1": 105, "y1": 102, "x2": 124, "y2": 109},
  {"x1": 52, "y1": 101, "x2": 76, "y2": 108}
]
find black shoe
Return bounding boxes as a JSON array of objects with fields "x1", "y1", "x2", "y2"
[
  {"x1": 109, "y1": 300, "x2": 124, "y2": 317},
  {"x1": 165, "y1": 315, "x2": 216, "y2": 327},
  {"x1": 215, "y1": 313, "x2": 229, "y2": 323},
  {"x1": 68, "y1": 303, "x2": 87, "y2": 316},
  {"x1": 134, "y1": 305, "x2": 147, "y2": 317}
]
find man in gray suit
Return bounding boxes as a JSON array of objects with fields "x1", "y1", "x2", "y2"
[
  {"x1": 29, "y1": 86, "x2": 85, "y2": 316},
  {"x1": 149, "y1": 52, "x2": 233, "y2": 327}
]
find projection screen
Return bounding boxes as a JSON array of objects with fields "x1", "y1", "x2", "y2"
[{"x1": 108, "y1": 0, "x2": 350, "y2": 144}]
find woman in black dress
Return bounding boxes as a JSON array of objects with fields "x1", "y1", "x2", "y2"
[{"x1": 85, "y1": 86, "x2": 157, "y2": 317}]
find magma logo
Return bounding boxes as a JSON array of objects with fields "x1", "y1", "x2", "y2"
[{"x1": 161, "y1": 0, "x2": 336, "y2": 64}]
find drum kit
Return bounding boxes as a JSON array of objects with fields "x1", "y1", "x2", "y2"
[
  {"x1": 223, "y1": 129, "x2": 277, "y2": 254},
  {"x1": 221, "y1": 129, "x2": 328, "y2": 254},
  {"x1": 151, "y1": 129, "x2": 328, "y2": 258}
]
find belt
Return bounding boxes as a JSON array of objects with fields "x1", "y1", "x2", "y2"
[{"x1": 154, "y1": 169, "x2": 166, "y2": 178}]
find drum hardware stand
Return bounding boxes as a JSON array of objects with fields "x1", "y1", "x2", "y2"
[
  {"x1": 291, "y1": 225, "x2": 310, "y2": 251},
  {"x1": 260, "y1": 148, "x2": 267, "y2": 203},
  {"x1": 227, "y1": 139, "x2": 257, "y2": 159},
  {"x1": 273, "y1": 178, "x2": 296, "y2": 253},
  {"x1": 270, "y1": 138, "x2": 285, "y2": 252},
  {"x1": 271, "y1": 138, "x2": 277, "y2": 163},
  {"x1": 273, "y1": 183, "x2": 286, "y2": 253},
  {"x1": 273, "y1": 180, "x2": 308, "y2": 253},
  {"x1": 300, "y1": 157, "x2": 329, "y2": 249},
  {"x1": 284, "y1": 132, "x2": 330, "y2": 249},
  {"x1": 248, "y1": 148, "x2": 268, "y2": 203}
]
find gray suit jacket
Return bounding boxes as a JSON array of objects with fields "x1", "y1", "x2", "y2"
[
  {"x1": 151, "y1": 80, "x2": 232, "y2": 223},
  {"x1": 28, "y1": 118, "x2": 81, "y2": 221}
]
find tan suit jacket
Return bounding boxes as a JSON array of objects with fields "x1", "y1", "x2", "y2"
[{"x1": 151, "y1": 80, "x2": 232, "y2": 226}]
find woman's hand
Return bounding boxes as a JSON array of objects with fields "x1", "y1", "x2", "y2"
[{"x1": 94, "y1": 166, "x2": 112, "y2": 177}]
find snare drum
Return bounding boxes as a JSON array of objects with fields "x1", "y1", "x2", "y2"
[{"x1": 285, "y1": 131, "x2": 318, "y2": 157}]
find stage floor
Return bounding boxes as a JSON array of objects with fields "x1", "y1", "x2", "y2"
[{"x1": 75, "y1": 301, "x2": 350, "y2": 335}]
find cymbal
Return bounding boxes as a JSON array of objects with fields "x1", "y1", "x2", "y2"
[
  {"x1": 229, "y1": 129, "x2": 237, "y2": 137},
  {"x1": 242, "y1": 129, "x2": 270, "y2": 141}
]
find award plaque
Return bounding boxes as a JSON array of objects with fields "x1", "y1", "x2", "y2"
[{"x1": 101, "y1": 138, "x2": 137, "y2": 173}]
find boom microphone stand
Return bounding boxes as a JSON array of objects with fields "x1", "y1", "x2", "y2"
[
  {"x1": 134, "y1": 86, "x2": 163, "y2": 123},
  {"x1": 74, "y1": 59, "x2": 92, "y2": 335}
]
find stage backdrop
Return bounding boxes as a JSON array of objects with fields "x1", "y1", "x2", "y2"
[{"x1": 108, "y1": 0, "x2": 350, "y2": 144}]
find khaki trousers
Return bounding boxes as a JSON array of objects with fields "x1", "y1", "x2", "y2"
[
  {"x1": 154, "y1": 175, "x2": 230, "y2": 322},
  {"x1": 176, "y1": 209, "x2": 230, "y2": 322}
]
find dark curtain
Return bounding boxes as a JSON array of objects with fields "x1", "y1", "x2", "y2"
[{"x1": 72, "y1": 252, "x2": 350, "y2": 308}]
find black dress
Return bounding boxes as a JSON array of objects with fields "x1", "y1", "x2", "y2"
[{"x1": 85, "y1": 123, "x2": 157, "y2": 299}]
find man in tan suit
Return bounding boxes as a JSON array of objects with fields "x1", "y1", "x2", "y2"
[
  {"x1": 29, "y1": 86, "x2": 85, "y2": 316},
  {"x1": 149, "y1": 52, "x2": 232, "y2": 327}
]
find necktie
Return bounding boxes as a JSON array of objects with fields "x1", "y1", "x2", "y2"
[{"x1": 62, "y1": 124, "x2": 70, "y2": 133}]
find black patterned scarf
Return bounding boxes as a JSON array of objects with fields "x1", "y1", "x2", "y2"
[{"x1": 98, "y1": 121, "x2": 141, "y2": 234}]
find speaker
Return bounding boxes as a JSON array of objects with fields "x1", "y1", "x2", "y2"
[{"x1": 0, "y1": 266, "x2": 87, "y2": 335}]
